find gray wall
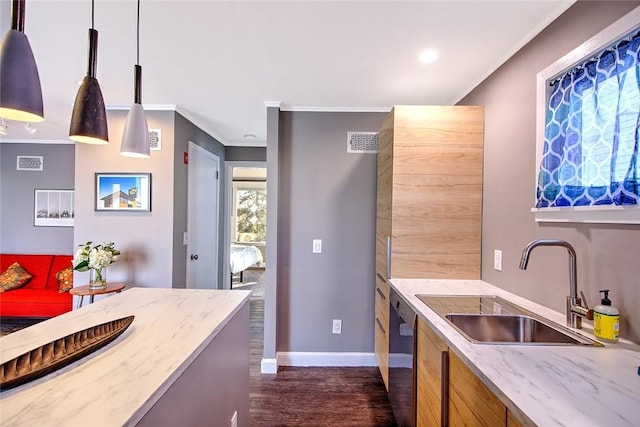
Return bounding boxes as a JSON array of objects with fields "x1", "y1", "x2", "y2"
[
  {"x1": 226, "y1": 146, "x2": 266, "y2": 162},
  {"x1": 173, "y1": 112, "x2": 228, "y2": 288},
  {"x1": 460, "y1": 1, "x2": 640, "y2": 342},
  {"x1": 0, "y1": 143, "x2": 74, "y2": 254},
  {"x1": 276, "y1": 111, "x2": 386, "y2": 353},
  {"x1": 73, "y1": 110, "x2": 177, "y2": 289}
]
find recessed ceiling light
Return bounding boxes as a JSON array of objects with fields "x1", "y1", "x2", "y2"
[
  {"x1": 419, "y1": 49, "x2": 438, "y2": 64},
  {"x1": 244, "y1": 134, "x2": 256, "y2": 139}
]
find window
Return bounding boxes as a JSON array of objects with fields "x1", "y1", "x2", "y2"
[
  {"x1": 233, "y1": 181, "x2": 266, "y2": 243},
  {"x1": 534, "y1": 6, "x2": 640, "y2": 224}
]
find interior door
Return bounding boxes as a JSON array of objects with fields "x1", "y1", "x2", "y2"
[{"x1": 186, "y1": 141, "x2": 220, "y2": 289}]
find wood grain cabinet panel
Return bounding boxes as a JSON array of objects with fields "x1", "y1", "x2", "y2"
[
  {"x1": 416, "y1": 318, "x2": 449, "y2": 427},
  {"x1": 376, "y1": 105, "x2": 484, "y2": 281},
  {"x1": 449, "y1": 351, "x2": 506, "y2": 427},
  {"x1": 374, "y1": 275, "x2": 390, "y2": 388},
  {"x1": 375, "y1": 105, "x2": 483, "y2": 391},
  {"x1": 507, "y1": 409, "x2": 524, "y2": 427}
]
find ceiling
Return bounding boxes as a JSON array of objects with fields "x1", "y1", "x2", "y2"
[{"x1": 0, "y1": 0, "x2": 575, "y2": 147}]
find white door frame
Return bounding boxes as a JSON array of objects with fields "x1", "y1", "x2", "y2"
[
  {"x1": 187, "y1": 141, "x2": 220, "y2": 289},
  {"x1": 223, "y1": 161, "x2": 267, "y2": 289}
]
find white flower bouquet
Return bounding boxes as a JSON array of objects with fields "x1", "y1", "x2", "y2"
[{"x1": 73, "y1": 241, "x2": 121, "y2": 272}]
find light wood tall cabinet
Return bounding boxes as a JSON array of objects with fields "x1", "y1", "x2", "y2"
[{"x1": 374, "y1": 105, "x2": 484, "y2": 389}]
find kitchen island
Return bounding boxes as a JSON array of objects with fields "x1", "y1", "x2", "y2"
[
  {"x1": 392, "y1": 279, "x2": 640, "y2": 427},
  {"x1": 0, "y1": 287, "x2": 251, "y2": 426}
]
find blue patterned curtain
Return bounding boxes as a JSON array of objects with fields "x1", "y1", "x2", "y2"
[{"x1": 536, "y1": 31, "x2": 640, "y2": 208}]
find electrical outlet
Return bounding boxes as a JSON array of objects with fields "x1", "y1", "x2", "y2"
[
  {"x1": 332, "y1": 319, "x2": 342, "y2": 334},
  {"x1": 313, "y1": 239, "x2": 322, "y2": 253},
  {"x1": 494, "y1": 249, "x2": 503, "y2": 271},
  {"x1": 230, "y1": 411, "x2": 237, "y2": 427}
]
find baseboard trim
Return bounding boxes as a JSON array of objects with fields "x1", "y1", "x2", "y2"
[
  {"x1": 260, "y1": 358, "x2": 278, "y2": 374},
  {"x1": 276, "y1": 352, "x2": 377, "y2": 367}
]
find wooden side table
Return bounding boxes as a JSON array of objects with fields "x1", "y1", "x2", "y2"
[{"x1": 70, "y1": 283, "x2": 126, "y2": 309}]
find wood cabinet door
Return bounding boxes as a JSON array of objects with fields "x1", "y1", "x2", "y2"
[
  {"x1": 388, "y1": 105, "x2": 484, "y2": 279},
  {"x1": 416, "y1": 318, "x2": 448, "y2": 427},
  {"x1": 506, "y1": 410, "x2": 524, "y2": 427},
  {"x1": 449, "y1": 351, "x2": 506, "y2": 427},
  {"x1": 374, "y1": 275, "x2": 390, "y2": 389},
  {"x1": 376, "y1": 112, "x2": 394, "y2": 279}
]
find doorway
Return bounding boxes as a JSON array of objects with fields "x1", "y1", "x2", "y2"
[
  {"x1": 186, "y1": 141, "x2": 220, "y2": 289},
  {"x1": 223, "y1": 162, "x2": 267, "y2": 290}
]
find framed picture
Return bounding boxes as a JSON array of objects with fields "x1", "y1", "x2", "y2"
[
  {"x1": 95, "y1": 173, "x2": 151, "y2": 212},
  {"x1": 34, "y1": 190, "x2": 74, "y2": 227}
]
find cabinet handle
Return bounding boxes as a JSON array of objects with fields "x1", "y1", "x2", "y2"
[
  {"x1": 375, "y1": 318, "x2": 386, "y2": 334},
  {"x1": 441, "y1": 351, "x2": 449, "y2": 427},
  {"x1": 386, "y1": 236, "x2": 392, "y2": 279},
  {"x1": 376, "y1": 272, "x2": 387, "y2": 282},
  {"x1": 376, "y1": 287, "x2": 386, "y2": 300}
]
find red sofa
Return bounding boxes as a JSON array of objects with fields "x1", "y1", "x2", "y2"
[{"x1": 0, "y1": 254, "x2": 73, "y2": 318}]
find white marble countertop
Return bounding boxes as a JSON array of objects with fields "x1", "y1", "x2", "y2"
[
  {"x1": 390, "y1": 279, "x2": 640, "y2": 427},
  {"x1": 0, "y1": 287, "x2": 251, "y2": 427}
]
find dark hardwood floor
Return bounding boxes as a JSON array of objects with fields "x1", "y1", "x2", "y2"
[{"x1": 243, "y1": 269, "x2": 397, "y2": 426}]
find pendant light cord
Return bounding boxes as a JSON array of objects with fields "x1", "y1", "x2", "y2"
[
  {"x1": 136, "y1": 0, "x2": 141, "y2": 66},
  {"x1": 12, "y1": 0, "x2": 25, "y2": 32},
  {"x1": 91, "y1": 0, "x2": 95, "y2": 29}
]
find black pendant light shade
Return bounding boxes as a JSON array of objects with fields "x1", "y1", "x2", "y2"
[
  {"x1": 69, "y1": 26, "x2": 109, "y2": 144},
  {"x1": 0, "y1": 0, "x2": 44, "y2": 122}
]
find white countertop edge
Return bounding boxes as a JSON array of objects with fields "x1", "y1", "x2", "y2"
[
  {"x1": 0, "y1": 288, "x2": 253, "y2": 427},
  {"x1": 126, "y1": 290, "x2": 251, "y2": 426},
  {"x1": 389, "y1": 278, "x2": 640, "y2": 427}
]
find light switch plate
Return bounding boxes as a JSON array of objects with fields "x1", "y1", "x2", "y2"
[
  {"x1": 494, "y1": 249, "x2": 503, "y2": 271},
  {"x1": 313, "y1": 239, "x2": 322, "y2": 253}
]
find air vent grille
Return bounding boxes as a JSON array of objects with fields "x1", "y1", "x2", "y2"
[
  {"x1": 347, "y1": 132, "x2": 378, "y2": 153},
  {"x1": 16, "y1": 156, "x2": 43, "y2": 171},
  {"x1": 149, "y1": 129, "x2": 162, "y2": 151}
]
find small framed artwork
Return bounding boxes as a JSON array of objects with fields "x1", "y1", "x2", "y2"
[
  {"x1": 95, "y1": 173, "x2": 151, "y2": 212},
  {"x1": 34, "y1": 190, "x2": 74, "y2": 227}
]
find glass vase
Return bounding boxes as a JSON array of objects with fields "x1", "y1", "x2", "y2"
[{"x1": 89, "y1": 267, "x2": 107, "y2": 290}]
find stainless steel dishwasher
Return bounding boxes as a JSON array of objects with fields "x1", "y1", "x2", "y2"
[{"x1": 388, "y1": 288, "x2": 417, "y2": 427}]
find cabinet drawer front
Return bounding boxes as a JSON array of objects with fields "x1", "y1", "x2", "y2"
[{"x1": 375, "y1": 315, "x2": 389, "y2": 389}]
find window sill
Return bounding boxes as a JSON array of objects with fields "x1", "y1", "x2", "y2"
[{"x1": 532, "y1": 205, "x2": 640, "y2": 224}]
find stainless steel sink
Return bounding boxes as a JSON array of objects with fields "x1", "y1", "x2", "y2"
[{"x1": 418, "y1": 295, "x2": 602, "y2": 346}]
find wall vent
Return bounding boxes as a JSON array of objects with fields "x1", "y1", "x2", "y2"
[
  {"x1": 16, "y1": 156, "x2": 43, "y2": 171},
  {"x1": 149, "y1": 129, "x2": 162, "y2": 151},
  {"x1": 347, "y1": 132, "x2": 378, "y2": 153}
]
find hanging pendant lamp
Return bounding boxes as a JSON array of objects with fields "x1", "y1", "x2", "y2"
[
  {"x1": 0, "y1": 0, "x2": 44, "y2": 122},
  {"x1": 69, "y1": 0, "x2": 108, "y2": 144},
  {"x1": 120, "y1": 0, "x2": 149, "y2": 158}
]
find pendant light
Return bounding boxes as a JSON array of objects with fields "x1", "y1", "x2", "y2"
[
  {"x1": 120, "y1": 0, "x2": 149, "y2": 158},
  {"x1": 69, "y1": 0, "x2": 108, "y2": 145},
  {"x1": 0, "y1": 0, "x2": 44, "y2": 122}
]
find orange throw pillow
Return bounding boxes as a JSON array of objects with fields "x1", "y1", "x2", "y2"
[
  {"x1": 0, "y1": 262, "x2": 33, "y2": 293},
  {"x1": 56, "y1": 267, "x2": 74, "y2": 293}
]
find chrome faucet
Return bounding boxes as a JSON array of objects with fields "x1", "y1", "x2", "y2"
[{"x1": 519, "y1": 239, "x2": 592, "y2": 329}]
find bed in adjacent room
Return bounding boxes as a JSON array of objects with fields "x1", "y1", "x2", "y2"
[{"x1": 230, "y1": 244, "x2": 263, "y2": 285}]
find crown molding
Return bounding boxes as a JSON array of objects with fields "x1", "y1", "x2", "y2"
[
  {"x1": 106, "y1": 104, "x2": 178, "y2": 111},
  {"x1": 0, "y1": 138, "x2": 73, "y2": 144},
  {"x1": 279, "y1": 105, "x2": 391, "y2": 113}
]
